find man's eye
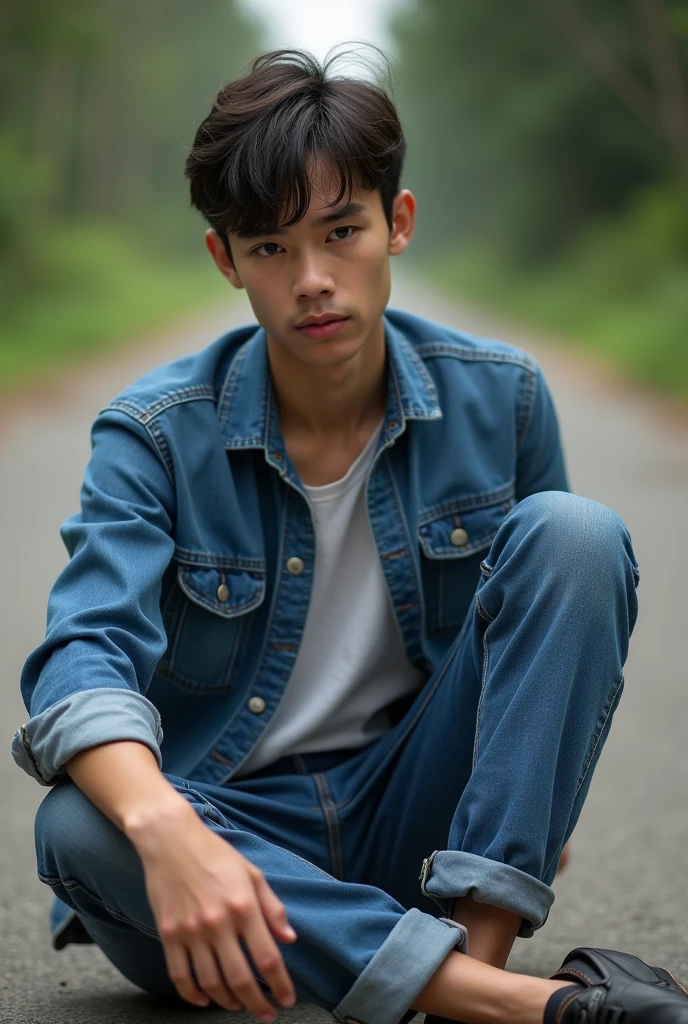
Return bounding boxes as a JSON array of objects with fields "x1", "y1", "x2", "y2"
[
  {"x1": 254, "y1": 242, "x2": 282, "y2": 257},
  {"x1": 253, "y1": 226, "x2": 358, "y2": 257},
  {"x1": 329, "y1": 226, "x2": 358, "y2": 241}
]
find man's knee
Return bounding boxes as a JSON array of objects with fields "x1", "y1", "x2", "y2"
[
  {"x1": 505, "y1": 490, "x2": 638, "y2": 583},
  {"x1": 34, "y1": 777, "x2": 138, "y2": 886}
]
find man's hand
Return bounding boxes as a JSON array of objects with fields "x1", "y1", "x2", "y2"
[
  {"x1": 129, "y1": 804, "x2": 299, "y2": 1021},
  {"x1": 64, "y1": 741, "x2": 298, "y2": 1023}
]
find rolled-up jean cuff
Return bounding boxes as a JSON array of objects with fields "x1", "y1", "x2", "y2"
[
  {"x1": 421, "y1": 850, "x2": 554, "y2": 938},
  {"x1": 332, "y1": 907, "x2": 468, "y2": 1024}
]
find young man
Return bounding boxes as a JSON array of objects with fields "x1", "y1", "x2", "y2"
[{"x1": 13, "y1": 47, "x2": 688, "y2": 1024}]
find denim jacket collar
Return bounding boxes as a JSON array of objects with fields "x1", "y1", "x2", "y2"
[{"x1": 217, "y1": 312, "x2": 442, "y2": 484}]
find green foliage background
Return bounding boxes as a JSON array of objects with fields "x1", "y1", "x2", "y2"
[
  {"x1": 0, "y1": 0, "x2": 262, "y2": 389},
  {"x1": 389, "y1": 0, "x2": 688, "y2": 396}
]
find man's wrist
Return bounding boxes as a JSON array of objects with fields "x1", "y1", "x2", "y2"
[{"x1": 123, "y1": 790, "x2": 198, "y2": 854}]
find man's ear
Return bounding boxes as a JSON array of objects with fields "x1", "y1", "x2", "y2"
[
  {"x1": 205, "y1": 229, "x2": 244, "y2": 289},
  {"x1": 388, "y1": 189, "x2": 416, "y2": 257}
]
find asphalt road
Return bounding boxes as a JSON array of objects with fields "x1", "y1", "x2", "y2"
[{"x1": 2, "y1": 271, "x2": 687, "y2": 1023}]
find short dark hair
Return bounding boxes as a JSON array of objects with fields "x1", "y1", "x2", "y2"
[{"x1": 184, "y1": 45, "x2": 406, "y2": 258}]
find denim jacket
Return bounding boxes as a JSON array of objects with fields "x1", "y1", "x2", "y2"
[{"x1": 12, "y1": 307, "x2": 569, "y2": 790}]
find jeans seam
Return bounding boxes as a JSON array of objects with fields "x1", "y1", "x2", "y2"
[
  {"x1": 312, "y1": 772, "x2": 344, "y2": 881},
  {"x1": 473, "y1": 612, "x2": 493, "y2": 770},
  {"x1": 475, "y1": 593, "x2": 494, "y2": 624},
  {"x1": 542, "y1": 672, "x2": 626, "y2": 882},
  {"x1": 575, "y1": 672, "x2": 625, "y2": 799}
]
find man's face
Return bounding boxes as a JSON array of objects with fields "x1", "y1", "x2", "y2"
[{"x1": 207, "y1": 160, "x2": 416, "y2": 369}]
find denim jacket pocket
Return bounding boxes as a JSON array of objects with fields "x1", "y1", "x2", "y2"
[
  {"x1": 157, "y1": 555, "x2": 266, "y2": 691},
  {"x1": 418, "y1": 482, "x2": 516, "y2": 633}
]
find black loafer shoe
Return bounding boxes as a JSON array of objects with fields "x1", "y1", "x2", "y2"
[
  {"x1": 551, "y1": 945, "x2": 688, "y2": 996},
  {"x1": 550, "y1": 946, "x2": 688, "y2": 1022}
]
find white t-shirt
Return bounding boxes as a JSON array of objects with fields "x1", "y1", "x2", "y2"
[{"x1": 236, "y1": 419, "x2": 426, "y2": 777}]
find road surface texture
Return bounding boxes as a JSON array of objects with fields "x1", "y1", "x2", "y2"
[{"x1": 2, "y1": 270, "x2": 687, "y2": 1022}]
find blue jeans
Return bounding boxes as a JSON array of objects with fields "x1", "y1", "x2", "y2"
[{"x1": 34, "y1": 492, "x2": 639, "y2": 1024}]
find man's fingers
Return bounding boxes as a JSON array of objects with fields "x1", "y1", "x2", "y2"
[
  {"x1": 215, "y1": 927, "x2": 279, "y2": 1021},
  {"x1": 252, "y1": 868, "x2": 298, "y2": 942},
  {"x1": 238, "y1": 900, "x2": 297, "y2": 1009},
  {"x1": 189, "y1": 942, "x2": 243, "y2": 1011},
  {"x1": 162, "y1": 940, "x2": 209, "y2": 1007}
]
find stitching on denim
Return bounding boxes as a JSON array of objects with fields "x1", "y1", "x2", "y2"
[
  {"x1": 145, "y1": 419, "x2": 174, "y2": 481},
  {"x1": 387, "y1": 356, "x2": 407, "y2": 430},
  {"x1": 391, "y1": 335, "x2": 441, "y2": 418},
  {"x1": 157, "y1": 588, "x2": 248, "y2": 693},
  {"x1": 141, "y1": 386, "x2": 216, "y2": 423},
  {"x1": 516, "y1": 363, "x2": 539, "y2": 453},
  {"x1": 198, "y1": 483, "x2": 292, "y2": 782},
  {"x1": 415, "y1": 342, "x2": 536, "y2": 371},
  {"x1": 475, "y1": 594, "x2": 494, "y2": 625},
  {"x1": 105, "y1": 399, "x2": 143, "y2": 418},
  {"x1": 312, "y1": 772, "x2": 344, "y2": 881},
  {"x1": 48, "y1": 877, "x2": 160, "y2": 940},
  {"x1": 177, "y1": 569, "x2": 265, "y2": 618},
  {"x1": 370, "y1": 454, "x2": 424, "y2": 665},
  {"x1": 421, "y1": 529, "x2": 499, "y2": 561},
  {"x1": 105, "y1": 388, "x2": 217, "y2": 424},
  {"x1": 473, "y1": 612, "x2": 493, "y2": 770},
  {"x1": 225, "y1": 437, "x2": 265, "y2": 449},
  {"x1": 217, "y1": 342, "x2": 250, "y2": 427},
  {"x1": 575, "y1": 673, "x2": 625, "y2": 799},
  {"x1": 542, "y1": 673, "x2": 626, "y2": 882},
  {"x1": 280, "y1": 846, "x2": 339, "y2": 882},
  {"x1": 104, "y1": 402, "x2": 175, "y2": 483},
  {"x1": 418, "y1": 480, "x2": 516, "y2": 523},
  {"x1": 174, "y1": 548, "x2": 266, "y2": 572}
]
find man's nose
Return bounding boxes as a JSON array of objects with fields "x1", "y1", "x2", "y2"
[{"x1": 292, "y1": 254, "x2": 335, "y2": 298}]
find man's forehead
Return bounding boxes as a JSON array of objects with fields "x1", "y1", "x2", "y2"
[{"x1": 233, "y1": 179, "x2": 374, "y2": 240}]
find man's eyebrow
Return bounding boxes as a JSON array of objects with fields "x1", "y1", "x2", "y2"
[{"x1": 236, "y1": 202, "x2": 369, "y2": 240}]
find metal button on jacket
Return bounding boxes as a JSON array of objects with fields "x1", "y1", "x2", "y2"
[
  {"x1": 248, "y1": 696, "x2": 266, "y2": 714},
  {"x1": 450, "y1": 527, "x2": 469, "y2": 547},
  {"x1": 286, "y1": 556, "x2": 304, "y2": 575},
  {"x1": 216, "y1": 583, "x2": 230, "y2": 602}
]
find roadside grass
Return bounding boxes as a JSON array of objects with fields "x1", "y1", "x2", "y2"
[
  {"x1": 411, "y1": 188, "x2": 688, "y2": 400},
  {"x1": 0, "y1": 222, "x2": 231, "y2": 392}
]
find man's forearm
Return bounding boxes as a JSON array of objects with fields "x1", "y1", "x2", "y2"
[{"x1": 64, "y1": 740, "x2": 196, "y2": 849}]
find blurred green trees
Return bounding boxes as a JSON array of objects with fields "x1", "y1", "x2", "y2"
[
  {"x1": 391, "y1": 0, "x2": 688, "y2": 395},
  {"x1": 0, "y1": 0, "x2": 261, "y2": 387}
]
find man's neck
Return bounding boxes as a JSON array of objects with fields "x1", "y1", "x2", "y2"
[{"x1": 266, "y1": 317, "x2": 387, "y2": 442}]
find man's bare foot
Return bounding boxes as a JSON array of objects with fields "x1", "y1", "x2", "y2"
[{"x1": 556, "y1": 842, "x2": 571, "y2": 876}]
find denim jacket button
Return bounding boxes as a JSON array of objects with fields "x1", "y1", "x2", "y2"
[
  {"x1": 216, "y1": 583, "x2": 230, "y2": 602},
  {"x1": 286, "y1": 556, "x2": 304, "y2": 575},
  {"x1": 248, "y1": 696, "x2": 266, "y2": 713},
  {"x1": 450, "y1": 527, "x2": 469, "y2": 546}
]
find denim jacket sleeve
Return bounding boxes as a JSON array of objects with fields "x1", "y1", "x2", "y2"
[
  {"x1": 515, "y1": 361, "x2": 570, "y2": 501},
  {"x1": 11, "y1": 407, "x2": 176, "y2": 785}
]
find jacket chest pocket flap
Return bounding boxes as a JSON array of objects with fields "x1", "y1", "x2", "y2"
[
  {"x1": 418, "y1": 483, "x2": 515, "y2": 633},
  {"x1": 159, "y1": 557, "x2": 266, "y2": 691}
]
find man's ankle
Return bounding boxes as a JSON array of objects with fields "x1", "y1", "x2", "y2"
[{"x1": 412, "y1": 948, "x2": 575, "y2": 1024}]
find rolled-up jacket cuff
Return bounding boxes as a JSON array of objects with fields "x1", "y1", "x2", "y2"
[
  {"x1": 11, "y1": 687, "x2": 163, "y2": 785},
  {"x1": 332, "y1": 907, "x2": 468, "y2": 1024},
  {"x1": 420, "y1": 849, "x2": 554, "y2": 938}
]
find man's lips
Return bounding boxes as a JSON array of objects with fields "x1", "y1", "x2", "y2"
[{"x1": 295, "y1": 317, "x2": 350, "y2": 338}]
